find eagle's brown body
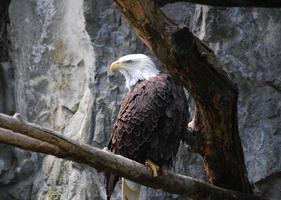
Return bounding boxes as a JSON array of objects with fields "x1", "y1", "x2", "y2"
[{"x1": 106, "y1": 73, "x2": 188, "y2": 198}]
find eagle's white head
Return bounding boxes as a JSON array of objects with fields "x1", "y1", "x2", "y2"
[{"x1": 110, "y1": 54, "x2": 160, "y2": 89}]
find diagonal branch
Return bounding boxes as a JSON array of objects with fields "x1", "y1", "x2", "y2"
[
  {"x1": 0, "y1": 113, "x2": 268, "y2": 200},
  {"x1": 155, "y1": 0, "x2": 281, "y2": 8}
]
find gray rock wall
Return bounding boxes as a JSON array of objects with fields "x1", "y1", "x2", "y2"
[{"x1": 0, "y1": 0, "x2": 280, "y2": 199}]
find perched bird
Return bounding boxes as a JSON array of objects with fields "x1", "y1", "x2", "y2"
[{"x1": 106, "y1": 54, "x2": 188, "y2": 200}]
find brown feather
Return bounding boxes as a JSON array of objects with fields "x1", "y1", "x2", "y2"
[{"x1": 105, "y1": 73, "x2": 188, "y2": 199}]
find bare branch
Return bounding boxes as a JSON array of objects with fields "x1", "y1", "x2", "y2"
[
  {"x1": 155, "y1": 0, "x2": 281, "y2": 8},
  {"x1": 0, "y1": 113, "x2": 267, "y2": 200},
  {"x1": 0, "y1": 127, "x2": 66, "y2": 157}
]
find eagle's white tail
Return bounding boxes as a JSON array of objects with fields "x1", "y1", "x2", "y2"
[{"x1": 122, "y1": 178, "x2": 141, "y2": 200}]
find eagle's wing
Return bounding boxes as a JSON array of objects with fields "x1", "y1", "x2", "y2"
[
  {"x1": 106, "y1": 74, "x2": 188, "y2": 199},
  {"x1": 109, "y1": 74, "x2": 177, "y2": 159}
]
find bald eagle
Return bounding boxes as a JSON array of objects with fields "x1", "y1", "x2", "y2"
[{"x1": 106, "y1": 54, "x2": 188, "y2": 200}]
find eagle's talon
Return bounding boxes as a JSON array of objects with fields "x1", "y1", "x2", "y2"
[{"x1": 145, "y1": 159, "x2": 160, "y2": 177}]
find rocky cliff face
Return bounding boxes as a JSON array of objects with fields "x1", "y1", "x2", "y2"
[{"x1": 0, "y1": 0, "x2": 280, "y2": 200}]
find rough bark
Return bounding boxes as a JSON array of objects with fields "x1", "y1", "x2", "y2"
[
  {"x1": 0, "y1": 113, "x2": 267, "y2": 200},
  {"x1": 156, "y1": 0, "x2": 281, "y2": 7},
  {"x1": 113, "y1": 0, "x2": 252, "y2": 193},
  {"x1": 0, "y1": 128, "x2": 66, "y2": 157}
]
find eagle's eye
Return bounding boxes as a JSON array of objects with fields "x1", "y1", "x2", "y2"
[{"x1": 125, "y1": 60, "x2": 133, "y2": 64}]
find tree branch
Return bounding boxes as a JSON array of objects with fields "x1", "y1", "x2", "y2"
[
  {"x1": 0, "y1": 127, "x2": 66, "y2": 157},
  {"x1": 114, "y1": 0, "x2": 252, "y2": 193},
  {"x1": 155, "y1": 0, "x2": 281, "y2": 8},
  {"x1": 0, "y1": 113, "x2": 267, "y2": 200}
]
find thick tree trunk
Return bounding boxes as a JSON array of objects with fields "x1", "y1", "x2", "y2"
[{"x1": 114, "y1": 0, "x2": 252, "y2": 193}]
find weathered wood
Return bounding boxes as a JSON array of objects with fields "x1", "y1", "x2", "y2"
[
  {"x1": 156, "y1": 0, "x2": 281, "y2": 8},
  {"x1": 113, "y1": 0, "x2": 252, "y2": 193},
  {"x1": 0, "y1": 113, "x2": 267, "y2": 200},
  {"x1": 0, "y1": 127, "x2": 66, "y2": 157}
]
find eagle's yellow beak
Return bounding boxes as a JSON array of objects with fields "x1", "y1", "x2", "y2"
[{"x1": 110, "y1": 61, "x2": 124, "y2": 72}]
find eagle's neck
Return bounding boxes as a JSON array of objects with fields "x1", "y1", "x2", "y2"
[{"x1": 121, "y1": 65, "x2": 160, "y2": 89}]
